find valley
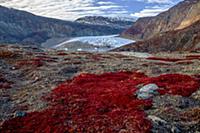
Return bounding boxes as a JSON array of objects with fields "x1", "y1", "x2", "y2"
[
  {"x1": 0, "y1": 6, "x2": 133, "y2": 46},
  {"x1": 0, "y1": 0, "x2": 200, "y2": 132}
]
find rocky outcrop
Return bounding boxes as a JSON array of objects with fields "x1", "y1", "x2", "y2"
[
  {"x1": 0, "y1": 6, "x2": 123, "y2": 46},
  {"x1": 122, "y1": 0, "x2": 200, "y2": 40},
  {"x1": 114, "y1": 20, "x2": 200, "y2": 53}
]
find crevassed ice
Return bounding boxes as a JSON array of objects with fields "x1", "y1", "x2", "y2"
[{"x1": 55, "y1": 35, "x2": 135, "y2": 48}]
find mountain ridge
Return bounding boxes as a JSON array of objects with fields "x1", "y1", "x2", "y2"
[
  {"x1": 115, "y1": 0, "x2": 200, "y2": 53},
  {"x1": 75, "y1": 16, "x2": 134, "y2": 29},
  {"x1": 121, "y1": 0, "x2": 200, "y2": 41},
  {"x1": 114, "y1": 20, "x2": 200, "y2": 52}
]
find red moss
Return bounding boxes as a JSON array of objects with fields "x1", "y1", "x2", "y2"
[
  {"x1": 147, "y1": 55, "x2": 200, "y2": 63},
  {"x1": 62, "y1": 61, "x2": 83, "y2": 65},
  {"x1": 71, "y1": 62, "x2": 82, "y2": 65},
  {"x1": 1, "y1": 72, "x2": 200, "y2": 132},
  {"x1": 147, "y1": 57, "x2": 185, "y2": 62},
  {"x1": 0, "y1": 83, "x2": 11, "y2": 89},
  {"x1": 124, "y1": 58, "x2": 135, "y2": 61},
  {"x1": 15, "y1": 58, "x2": 44, "y2": 68},
  {"x1": 34, "y1": 52, "x2": 47, "y2": 55},
  {"x1": 91, "y1": 54, "x2": 102, "y2": 61},
  {"x1": 64, "y1": 58, "x2": 71, "y2": 61},
  {"x1": 35, "y1": 56, "x2": 58, "y2": 62},
  {"x1": 1, "y1": 72, "x2": 152, "y2": 132},
  {"x1": 186, "y1": 55, "x2": 200, "y2": 60},
  {"x1": 153, "y1": 62, "x2": 170, "y2": 65},
  {"x1": 112, "y1": 54, "x2": 128, "y2": 59},
  {"x1": 75, "y1": 52, "x2": 91, "y2": 55},
  {"x1": 26, "y1": 52, "x2": 34, "y2": 56},
  {"x1": 57, "y1": 52, "x2": 69, "y2": 56},
  {"x1": 143, "y1": 74, "x2": 200, "y2": 97},
  {"x1": 176, "y1": 61, "x2": 194, "y2": 65},
  {"x1": 0, "y1": 74, "x2": 12, "y2": 89}
]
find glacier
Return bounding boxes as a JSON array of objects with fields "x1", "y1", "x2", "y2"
[{"x1": 54, "y1": 35, "x2": 135, "y2": 52}]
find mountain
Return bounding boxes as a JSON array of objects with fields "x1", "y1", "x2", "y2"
[
  {"x1": 122, "y1": 0, "x2": 200, "y2": 40},
  {"x1": 114, "y1": 20, "x2": 200, "y2": 52},
  {"x1": 75, "y1": 16, "x2": 134, "y2": 29},
  {"x1": 114, "y1": 0, "x2": 200, "y2": 53},
  {"x1": 0, "y1": 6, "x2": 124, "y2": 46}
]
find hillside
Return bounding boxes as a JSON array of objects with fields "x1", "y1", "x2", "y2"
[
  {"x1": 122, "y1": 0, "x2": 200, "y2": 40},
  {"x1": 114, "y1": 20, "x2": 200, "y2": 52},
  {"x1": 0, "y1": 6, "x2": 124, "y2": 46},
  {"x1": 114, "y1": 0, "x2": 200, "y2": 53}
]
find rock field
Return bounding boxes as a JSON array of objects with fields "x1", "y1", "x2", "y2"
[{"x1": 0, "y1": 44, "x2": 200, "y2": 132}]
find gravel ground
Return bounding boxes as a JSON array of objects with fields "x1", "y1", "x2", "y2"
[{"x1": 0, "y1": 44, "x2": 200, "y2": 132}]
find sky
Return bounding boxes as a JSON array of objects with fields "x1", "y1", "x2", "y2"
[{"x1": 0, "y1": 0, "x2": 183, "y2": 20}]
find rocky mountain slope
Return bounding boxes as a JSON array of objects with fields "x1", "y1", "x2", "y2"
[
  {"x1": 114, "y1": 20, "x2": 200, "y2": 52},
  {"x1": 114, "y1": 0, "x2": 200, "y2": 53},
  {"x1": 75, "y1": 16, "x2": 134, "y2": 29},
  {"x1": 122, "y1": 0, "x2": 200, "y2": 40},
  {"x1": 0, "y1": 6, "x2": 124, "y2": 46}
]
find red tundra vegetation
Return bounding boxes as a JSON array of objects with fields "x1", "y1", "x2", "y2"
[
  {"x1": 57, "y1": 52, "x2": 70, "y2": 56},
  {"x1": 35, "y1": 56, "x2": 58, "y2": 62},
  {"x1": 1, "y1": 71, "x2": 199, "y2": 133},
  {"x1": 186, "y1": 55, "x2": 200, "y2": 60},
  {"x1": 15, "y1": 58, "x2": 44, "y2": 68},
  {"x1": 147, "y1": 57, "x2": 184, "y2": 62},
  {"x1": 147, "y1": 54, "x2": 200, "y2": 62},
  {"x1": 0, "y1": 74, "x2": 12, "y2": 89}
]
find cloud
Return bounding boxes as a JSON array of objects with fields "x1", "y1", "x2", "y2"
[
  {"x1": 136, "y1": 0, "x2": 173, "y2": 4},
  {"x1": 0, "y1": 0, "x2": 182, "y2": 20},
  {"x1": 130, "y1": 5, "x2": 169, "y2": 17},
  {"x1": 131, "y1": 0, "x2": 183, "y2": 18},
  {"x1": 0, "y1": 0, "x2": 129, "y2": 20}
]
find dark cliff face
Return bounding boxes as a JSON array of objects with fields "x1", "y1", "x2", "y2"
[
  {"x1": 114, "y1": 20, "x2": 200, "y2": 53},
  {"x1": 0, "y1": 6, "x2": 123, "y2": 45},
  {"x1": 122, "y1": 0, "x2": 200, "y2": 40}
]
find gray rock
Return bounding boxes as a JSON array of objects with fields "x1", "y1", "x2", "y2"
[
  {"x1": 136, "y1": 84, "x2": 160, "y2": 99},
  {"x1": 191, "y1": 89, "x2": 200, "y2": 101},
  {"x1": 15, "y1": 111, "x2": 26, "y2": 117},
  {"x1": 148, "y1": 115, "x2": 182, "y2": 133}
]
